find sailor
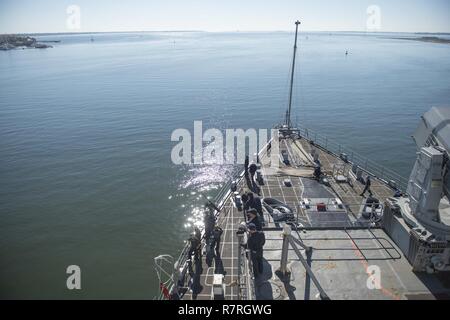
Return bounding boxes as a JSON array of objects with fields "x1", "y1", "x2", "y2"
[
  {"x1": 194, "y1": 226, "x2": 202, "y2": 241},
  {"x1": 203, "y1": 209, "x2": 216, "y2": 240},
  {"x1": 246, "y1": 192, "x2": 262, "y2": 216},
  {"x1": 314, "y1": 163, "x2": 322, "y2": 181},
  {"x1": 211, "y1": 225, "x2": 223, "y2": 254},
  {"x1": 242, "y1": 192, "x2": 250, "y2": 211},
  {"x1": 231, "y1": 180, "x2": 237, "y2": 193},
  {"x1": 246, "y1": 209, "x2": 263, "y2": 231},
  {"x1": 249, "y1": 163, "x2": 257, "y2": 180},
  {"x1": 250, "y1": 194, "x2": 264, "y2": 218},
  {"x1": 394, "y1": 189, "x2": 402, "y2": 198},
  {"x1": 247, "y1": 192, "x2": 255, "y2": 209},
  {"x1": 360, "y1": 175, "x2": 372, "y2": 197},
  {"x1": 246, "y1": 223, "x2": 266, "y2": 277},
  {"x1": 188, "y1": 232, "x2": 201, "y2": 262}
]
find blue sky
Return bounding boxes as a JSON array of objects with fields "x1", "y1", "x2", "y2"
[{"x1": 1, "y1": 0, "x2": 449, "y2": 34}]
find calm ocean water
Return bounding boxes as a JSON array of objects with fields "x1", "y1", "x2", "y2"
[{"x1": 0, "y1": 31, "x2": 449, "y2": 298}]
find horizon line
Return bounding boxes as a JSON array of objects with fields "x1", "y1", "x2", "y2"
[{"x1": 2, "y1": 29, "x2": 450, "y2": 36}]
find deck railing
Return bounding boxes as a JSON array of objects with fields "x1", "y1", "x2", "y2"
[{"x1": 294, "y1": 126, "x2": 409, "y2": 192}]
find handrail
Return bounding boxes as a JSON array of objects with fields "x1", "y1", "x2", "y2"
[{"x1": 294, "y1": 125, "x2": 408, "y2": 191}]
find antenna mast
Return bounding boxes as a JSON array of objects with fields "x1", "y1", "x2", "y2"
[{"x1": 285, "y1": 20, "x2": 301, "y2": 128}]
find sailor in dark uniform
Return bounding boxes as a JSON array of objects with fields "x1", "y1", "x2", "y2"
[
  {"x1": 314, "y1": 163, "x2": 322, "y2": 181},
  {"x1": 249, "y1": 163, "x2": 257, "y2": 180},
  {"x1": 246, "y1": 209, "x2": 262, "y2": 231},
  {"x1": 246, "y1": 223, "x2": 265, "y2": 277},
  {"x1": 247, "y1": 192, "x2": 255, "y2": 210},
  {"x1": 203, "y1": 208, "x2": 216, "y2": 240},
  {"x1": 194, "y1": 226, "x2": 201, "y2": 241},
  {"x1": 360, "y1": 175, "x2": 372, "y2": 197},
  {"x1": 242, "y1": 192, "x2": 250, "y2": 211},
  {"x1": 211, "y1": 225, "x2": 223, "y2": 255},
  {"x1": 250, "y1": 194, "x2": 264, "y2": 219},
  {"x1": 188, "y1": 232, "x2": 201, "y2": 262}
]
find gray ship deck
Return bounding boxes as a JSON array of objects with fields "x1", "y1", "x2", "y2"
[{"x1": 178, "y1": 134, "x2": 450, "y2": 300}]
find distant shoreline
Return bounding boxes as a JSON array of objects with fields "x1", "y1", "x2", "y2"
[
  {"x1": 391, "y1": 36, "x2": 450, "y2": 44},
  {"x1": 2, "y1": 33, "x2": 450, "y2": 51},
  {"x1": 0, "y1": 35, "x2": 52, "y2": 50},
  {"x1": 1, "y1": 30, "x2": 450, "y2": 36}
]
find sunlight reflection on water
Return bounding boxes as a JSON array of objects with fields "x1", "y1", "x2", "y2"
[{"x1": 179, "y1": 156, "x2": 236, "y2": 231}]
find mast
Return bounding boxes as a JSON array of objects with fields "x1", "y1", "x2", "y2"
[{"x1": 285, "y1": 20, "x2": 301, "y2": 128}]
